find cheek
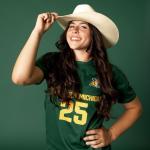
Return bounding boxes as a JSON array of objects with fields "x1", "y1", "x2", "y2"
[
  {"x1": 83, "y1": 30, "x2": 91, "y2": 42},
  {"x1": 85, "y1": 34, "x2": 92, "y2": 46}
]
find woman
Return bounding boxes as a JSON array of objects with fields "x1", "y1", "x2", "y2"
[{"x1": 12, "y1": 4, "x2": 142, "y2": 150}]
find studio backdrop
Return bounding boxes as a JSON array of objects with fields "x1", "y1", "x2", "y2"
[{"x1": 0, "y1": 0, "x2": 149, "y2": 150}]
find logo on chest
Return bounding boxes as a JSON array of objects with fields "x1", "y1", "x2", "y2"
[{"x1": 89, "y1": 78, "x2": 100, "y2": 88}]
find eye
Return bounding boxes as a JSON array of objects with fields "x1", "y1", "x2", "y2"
[
  {"x1": 81, "y1": 26, "x2": 86, "y2": 28},
  {"x1": 69, "y1": 25, "x2": 75, "y2": 29},
  {"x1": 80, "y1": 25, "x2": 88, "y2": 29}
]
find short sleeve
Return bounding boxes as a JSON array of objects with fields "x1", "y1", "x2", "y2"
[
  {"x1": 112, "y1": 65, "x2": 136, "y2": 103},
  {"x1": 35, "y1": 52, "x2": 58, "y2": 84}
]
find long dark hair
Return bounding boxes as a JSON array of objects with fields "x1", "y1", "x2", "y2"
[{"x1": 47, "y1": 22, "x2": 119, "y2": 119}]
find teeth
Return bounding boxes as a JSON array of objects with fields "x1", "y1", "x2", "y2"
[{"x1": 71, "y1": 37, "x2": 80, "y2": 40}]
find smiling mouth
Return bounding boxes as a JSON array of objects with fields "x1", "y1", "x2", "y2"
[{"x1": 71, "y1": 37, "x2": 81, "y2": 41}]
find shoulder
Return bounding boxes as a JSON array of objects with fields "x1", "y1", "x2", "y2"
[
  {"x1": 111, "y1": 64, "x2": 122, "y2": 73},
  {"x1": 38, "y1": 52, "x2": 60, "y2": 64},
  {"x1": 41, "y1": 51, "x2": 60, "y2": 60},
  {"x1": 36, "y1": 51, "x2": 60, "y2": 69},
  {"x1": 35, "y1": 52, "x2": 60, "y2": 79},
  {"x1": 111, "y1": 64, "x2": 136, "y2": 103},
  {"x1": 111, "y1": 64, "x2": 130, "y2": 87},
  {"x1": 111, "y1": 64, "x2": 126, "y2": 79}
]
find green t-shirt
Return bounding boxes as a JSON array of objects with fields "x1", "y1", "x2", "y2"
[{"x1": 36, "y1": 52, "x2": 136, "y2": 150}]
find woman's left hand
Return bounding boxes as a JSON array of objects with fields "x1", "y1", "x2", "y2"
[{"x1": 83, "y1": 127, "x2": 112, "y2": 149}]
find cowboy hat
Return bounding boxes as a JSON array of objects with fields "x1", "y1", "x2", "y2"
[{"x1": 57, "y1": 4, "x2": 119, "y2": 48}]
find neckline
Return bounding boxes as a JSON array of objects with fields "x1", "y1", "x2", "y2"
[{"x1": 75, "y1": 58, "x2": 93, "y2": 65}]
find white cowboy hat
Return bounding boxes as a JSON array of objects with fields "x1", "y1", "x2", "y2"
[{"x1": 57, "y1": 4, "x2": 119, "y2": 48}]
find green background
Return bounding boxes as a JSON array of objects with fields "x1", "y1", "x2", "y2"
[{"x1": 0, "y1": 0, "x2": 149, "y2": 150}]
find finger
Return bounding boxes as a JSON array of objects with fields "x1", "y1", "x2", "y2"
[
  {"x1": 50, "y1": 14, "x2": 55, "y2": 23},
  {"x1": 42, "y1": 13, "x2": 49, "y2": 21},
  {"x1": 51, "y1": 12, "x2": 58, "y2": 16},
  {"x1": 38, "y1": 13, "x2": 45, "y2": 20},
  {"x1": 46, "y1": 16, "x2": 52, "y2": 23},
  {"x1": 91, "y1": 142, "x2": 105, "y2": 149},
  {"x1": 85, "y1": 139, "x2": 101, "y2": 146},
  {"x1": 45, "y1": 12, "x2": 58, "y2": 21},
  {"x1": 51, "y1": 12, "x2": 59, "y2": 19},
  {"x1": 86, "y1": 129, "x2": 99, "y2": 135},
  {"x1": 46, "y1": 12, "x2": 52, "y2": 21},
  {"x1": 46, "y1": 12, "x2": 56, "y2": 23},
  {"x1": 83, "y1": 135, "x2": 99, "y2": 141}
]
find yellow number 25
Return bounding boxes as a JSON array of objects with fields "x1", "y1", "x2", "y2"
[{"x1": 59, "y1": 101, "x2": 88, "y2": 125}]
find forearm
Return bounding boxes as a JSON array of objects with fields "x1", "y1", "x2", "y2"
[
  {"x1": 12, "y1": 29, "x2": 42, "y2": 83},
  {"x1": 109, "y1": 98, "x2": 142, "y2": 141}
]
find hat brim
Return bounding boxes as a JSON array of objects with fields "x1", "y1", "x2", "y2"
[{"x1": 57, "y1": 12, "x2": 119, "y2": 48}]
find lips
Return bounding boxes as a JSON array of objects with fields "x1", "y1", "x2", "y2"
[{"x1": 70, "y1": 36, "x2": 81, "y2": 41}]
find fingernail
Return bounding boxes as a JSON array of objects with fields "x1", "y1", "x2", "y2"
[{"x1": 83, "y1": 137, "x2": 86, "y2": 141}]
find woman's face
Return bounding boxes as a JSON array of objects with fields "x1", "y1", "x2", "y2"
[{"x1": 66, "y1": 20, "x2": 91, "y2": 51}]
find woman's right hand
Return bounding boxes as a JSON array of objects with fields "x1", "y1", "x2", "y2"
[{"x1": 33, "y1": 12, "x2": 58, "y2": 35}]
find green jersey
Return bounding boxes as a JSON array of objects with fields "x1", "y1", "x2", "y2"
[{"x1": 36, "y1": 52, "x2": 136, "y2": 150}]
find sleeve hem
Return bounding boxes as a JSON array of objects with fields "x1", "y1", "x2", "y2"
[{"x1": 118, "y1": 94, "x2": 136, "y2": 104}]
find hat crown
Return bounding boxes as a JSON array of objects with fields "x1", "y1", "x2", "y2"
[{"x1": 73, "y1": 4, "x2": 95, "y2": 14}]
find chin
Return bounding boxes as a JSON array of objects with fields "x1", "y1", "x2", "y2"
[
  {"x1": 72, "y1": 48, "x2": 83, "y2": 51},
  {"x1": 70, "y1": 46, "x2": 81, "y2": 50}
]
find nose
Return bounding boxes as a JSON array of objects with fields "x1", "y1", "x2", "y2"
[{"x1": 72, "y1": 26, "x2": 79, "y2": 34}]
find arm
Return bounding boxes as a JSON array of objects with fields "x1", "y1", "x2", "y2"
[
  {"x1": 12, "y1": 12, "x2": 58, "y2": 85},
  {"x1": 83, "y1": 96, "x2": 142, "y2": 148},
  {"x1": 109, "y1": 96, "x2": 142, "y2": 141}
]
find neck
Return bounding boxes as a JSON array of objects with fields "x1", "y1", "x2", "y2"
[{"x1": 73, "y1": 49, "x2": 91, "y2": 62}]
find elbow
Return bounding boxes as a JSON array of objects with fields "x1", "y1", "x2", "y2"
[
  {"x1": 137, "y1": 97, "x2": 143, "y2": 116},
  {"x1": 11, "y1": 74, "x2": 29, "y2": 85},
  {"x1": 138, "y1": 101, "x2": 143, "y2": 117},
  {"x1": 134, "y1": 98, "x2": 143, "y2": 120},
  {"x1": 124, "y1": 97, "x2": 143, "y2": 120},
  {"x1": 12, "y1": 77, "x2": 26, "y2": 85}
]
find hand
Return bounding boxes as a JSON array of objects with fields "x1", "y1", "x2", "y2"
[
  {"x1": 33, "y1": 12, "x2": 58, "y2": 35},
  {"x1": 83, "y1": 127, "x2": 112, "y2": 149}
]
